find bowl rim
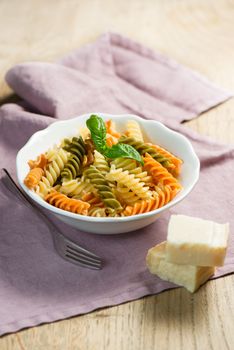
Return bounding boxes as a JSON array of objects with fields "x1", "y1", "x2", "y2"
[{"x1": 16, "y1": 113, "x2": 200, "y2": 222}]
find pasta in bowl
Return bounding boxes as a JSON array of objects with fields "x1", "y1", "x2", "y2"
[{"x1": 16, "y1": 113, "x2": 199, "y2": 234}]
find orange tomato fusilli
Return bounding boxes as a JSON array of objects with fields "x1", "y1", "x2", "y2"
[
  {"x1": 143, "y1": 153, "x2": 182, "y2": 192},
  {"x1": 45, "y1": 191, "x2": 90, "y2": 215},
  {"x1": 24, "y1": 167, "x2": 44, "y2": 189},
  {"x1": 28, "y1": 153, "x2": 47, "y2": 170},
  {"x1": 148, "y1": 143, "x2": 182, "y2": 177}
]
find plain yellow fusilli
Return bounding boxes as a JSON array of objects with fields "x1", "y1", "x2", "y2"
[
  {"x1": 36, "y1": 148, "x2": 69, "y2": 197},
  {"x1": 60, "y1": 178, "x2": 95, "y2": 198},
  {"x1": 126, "y1": 120, "x2": 144, "y2": 141},
  {"x1": 93, "y1": 150, "x2": 110, "y2": 175},
  {"x1": 111, "y1": 158, "x2": 152, "y2": 185},
  {"x1": 106, "y1": 165, "x2": 152, "y2": 200}
]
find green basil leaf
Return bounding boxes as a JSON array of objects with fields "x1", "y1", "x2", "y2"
[
  {"x1": 104, "y1": 143, "x2": 143, "y2": 165},
  {"x1": 86, "y1": 114, "x2": 143, "y2": 164},
  {"x1": 86, "y1": 115, "x2": 106, "y2": 152}
]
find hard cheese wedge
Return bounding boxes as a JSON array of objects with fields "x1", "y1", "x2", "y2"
[
  {"x1": 166, "y1": 215, "x2": 229, "y2": 266},
  {"x1": 146, "y1": 242, "x2": 215, "y2": 293}
]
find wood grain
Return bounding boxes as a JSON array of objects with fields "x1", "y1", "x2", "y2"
[{"x1": 0, "y1": 0, "x2": 234, "y2": 349}]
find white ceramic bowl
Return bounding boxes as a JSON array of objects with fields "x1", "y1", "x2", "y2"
[{"x1": 16, "y1": 113, "x2": 200, "y2": 234}]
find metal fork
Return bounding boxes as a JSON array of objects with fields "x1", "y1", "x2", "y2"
[{"x1": 1, "y1": 168, "x2": 102, "y2": 270}]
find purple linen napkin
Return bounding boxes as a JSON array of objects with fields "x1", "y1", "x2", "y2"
[{"x1": 0, "y1": 33, "x2": 233, "y2": 336}]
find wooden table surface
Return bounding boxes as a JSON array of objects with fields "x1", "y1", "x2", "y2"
[{"x1": 0, "y1": 0, "x2": 234, "y2": 349}]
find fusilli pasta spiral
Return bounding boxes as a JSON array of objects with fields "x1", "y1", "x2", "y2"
[
  {"x1": 125, "y1": 120, "x2": 144, "y2": 141},
  {"x1": 28, "y1": 153, "x2": 47, "y2": 170},
  {"x1": 119, "y1": 136, "x2": 172, "y2": 168},
  {"x1": 82, "y1": 139, "x2": 95, "y2": 167},
  {"x1": 24, "y1": 167, "x2": 44, "y2": 189},
  {"x1": 106, "y1": 165, "x2": 152, "y2": 200},
  {"x1": 111, "y1": 158, "x2": 152, "y2": 185},
  {"x1": 63, "y1": 136, "x2": 85, "y2": 157},
  {"x1": 88, "y1": 207, "x2": 108, "y2": 217},
  {"x1": 60, "y1": 154, "x2": 81, "y2": 180},
  {"x1": 45, "y1": 190, "x2": 90, "y2": 215},
  {"x1": 60, "y1": 178, "x2": 94, "y2": 198},
  {"x1": 113, "y1": 184, "x2": 139, "y2": 205},
  {"x1": 61, "y1": 136, "x2": 87, "y2": 180},
  {"x1": 143, "y1": 153, "x2": 182, "y2": 192},
  {"x1": 84, "y1": 165, "x2": 122, "y2": 211},
  {"x1": 105, "y1": 120, "x2": 121, "y2": 139},
  {"x1": 147, "y1": 143, "x2": 182, "y2": 176},
  {"x1": 81, "y1": 192, "x2": 104, "y2": 207},
  {"x1": 93, "y1": 150, "x2": 110, "y2": 175},
  {"x1": 36, "y1": 148, "x2": 69, "y2": 197},
  {"x1": 87, "y1": 206, "x2": 121, "y2": 217},
  {"x1": 154, "y1": 184, "x2": 178, "y2": 207},
  {"x1": 123, "y1": 184, "x2": 177, "y2": 216}
]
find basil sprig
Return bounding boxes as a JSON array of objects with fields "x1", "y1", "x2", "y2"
[{"x1": 86, "y1": 115, "x2": 143, "y2": 164}]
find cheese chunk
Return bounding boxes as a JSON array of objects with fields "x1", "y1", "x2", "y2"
[
  {"x1": 166, "y1": 215, "x2": 229, "y2": 266},
  {"x1": 146, "y1": 242, "x2": 215, "y2": 293}
]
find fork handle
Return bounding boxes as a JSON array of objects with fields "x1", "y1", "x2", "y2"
[{"x1": 2, "y1": 168, "x2": 62, "y2": 236}]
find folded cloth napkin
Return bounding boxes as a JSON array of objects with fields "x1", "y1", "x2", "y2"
[{"x1": 0, "y1": 33, "x2": 233, "y2": 336}]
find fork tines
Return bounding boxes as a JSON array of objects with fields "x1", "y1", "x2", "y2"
[{"x1": 65, "y1": 244, "x2": 102, "y2": 270}]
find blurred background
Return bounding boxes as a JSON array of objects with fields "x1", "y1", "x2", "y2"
[{"x1": 0, "y1": 0, "x2": 233, "y2": 139}]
